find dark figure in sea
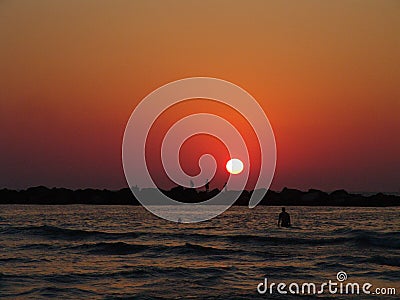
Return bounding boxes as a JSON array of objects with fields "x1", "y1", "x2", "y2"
[{"x1": 278, "y1": 207, "x2": 291, "y2": 227}]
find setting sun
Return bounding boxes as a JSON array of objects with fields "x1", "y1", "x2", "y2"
[{"x1": 226, "y1": 158, "x2": 244, "y2": 175}]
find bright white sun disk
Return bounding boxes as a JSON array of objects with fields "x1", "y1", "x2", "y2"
[{"x1": 226, "y1": 158, "x2": 244, "y2": 175}]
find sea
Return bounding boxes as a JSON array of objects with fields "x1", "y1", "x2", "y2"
[{"x1": 0, "y1": 205, "x2": 399, "y2": 299}]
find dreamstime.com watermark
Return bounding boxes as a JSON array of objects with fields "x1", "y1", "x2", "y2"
[{"x1": 257, "y1": 271, "x2": 396, "y2": 296}]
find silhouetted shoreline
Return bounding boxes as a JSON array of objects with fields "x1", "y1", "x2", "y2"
[{"x1": 0, "y1": 186, "x2": 399, "y2": 206}]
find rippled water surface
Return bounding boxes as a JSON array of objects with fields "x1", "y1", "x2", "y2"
[{"x1": 0, "y1": 205, "x2": 399, "y2": 299}]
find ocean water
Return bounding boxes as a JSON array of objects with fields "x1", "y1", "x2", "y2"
[{"x1": 0, "y1": 205, "x2": 399, "y2": 299}]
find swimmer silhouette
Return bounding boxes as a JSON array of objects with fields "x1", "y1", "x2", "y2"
[{"x1": 278, "y1": 207, "x2": 291, "y2": 228}]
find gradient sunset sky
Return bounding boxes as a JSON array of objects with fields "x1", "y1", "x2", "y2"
[{"x1": 1, "y1": 0, "x2": 399, "y2": 192}]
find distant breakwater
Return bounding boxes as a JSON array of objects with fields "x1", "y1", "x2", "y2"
[{"x1": 0, "y1": 186, "x2": 399, "y2": 206}]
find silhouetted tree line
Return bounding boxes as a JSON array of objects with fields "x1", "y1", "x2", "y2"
[{"x1": 0, "y1": 186, "x2": 398, "y2": 206}]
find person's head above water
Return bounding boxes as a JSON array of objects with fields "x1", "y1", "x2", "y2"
[{"x1": 282, "y1": 207, "x2": 286, "y2": 212}]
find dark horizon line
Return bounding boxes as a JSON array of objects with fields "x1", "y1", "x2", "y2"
[
  {"x1": 1, "y1": 185, "x2": 399, "y2": 207},
  {"x1": 1, "y1": 185, "x2": 399, "y2": 195}
]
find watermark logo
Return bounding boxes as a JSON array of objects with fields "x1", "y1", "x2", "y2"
[
  {"x1": 257, "y1": 271, "x2": 396, "y2": 296},
  {"x1": 122, "y1": 77, "x2": 276, "y2": 222},
  {"x1": 336, "y1": 271, "x2": 347, "y2": 282}
]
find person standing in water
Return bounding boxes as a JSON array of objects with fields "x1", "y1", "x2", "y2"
[{"x1": 278, "y1": 207, "x2": 291, "y2": 227}]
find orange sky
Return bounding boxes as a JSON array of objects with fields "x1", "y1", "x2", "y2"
[{"x1": 0, "y1": 0, "x2": 399, "y2": 191}]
